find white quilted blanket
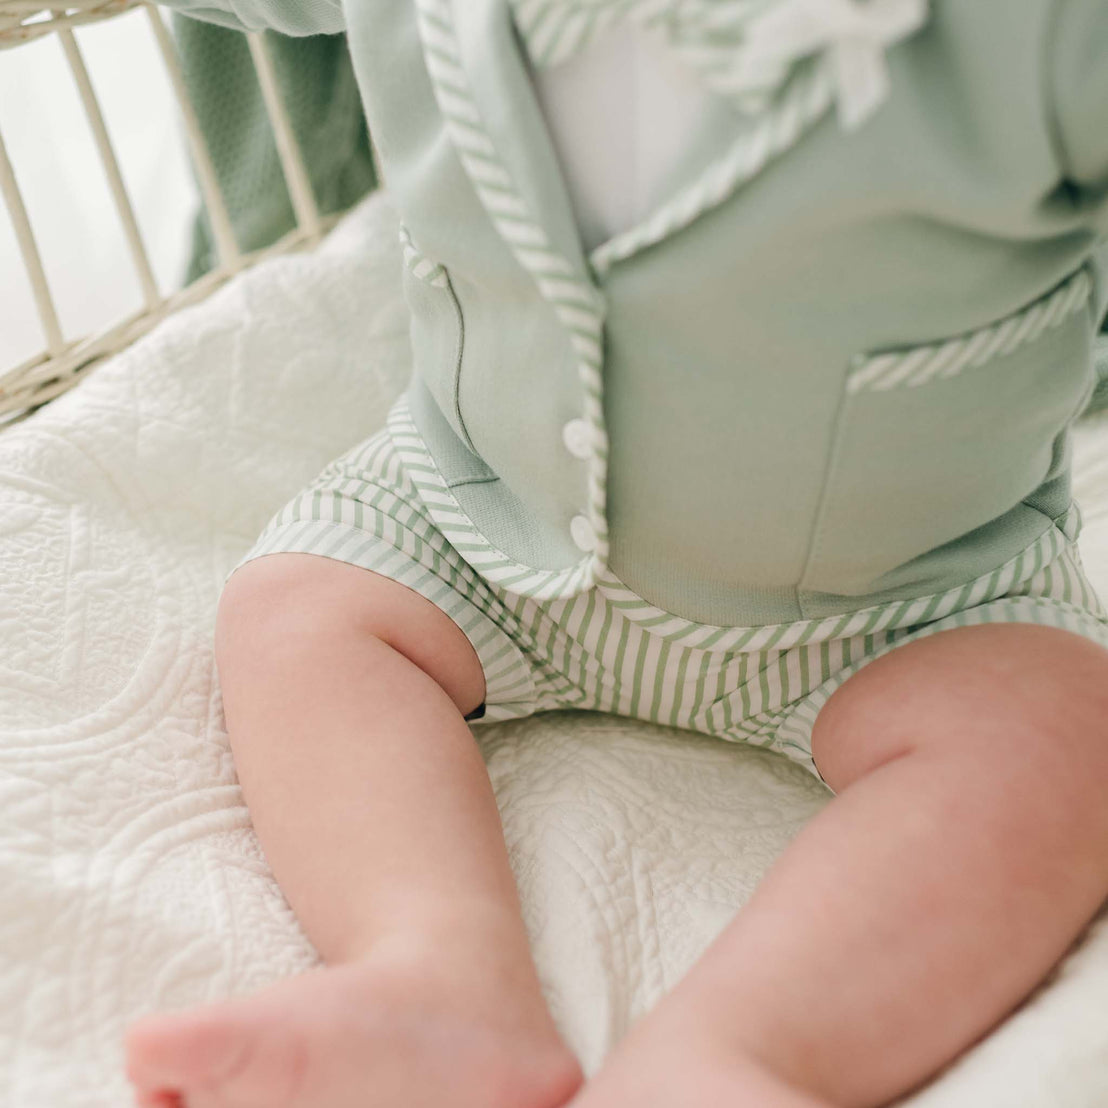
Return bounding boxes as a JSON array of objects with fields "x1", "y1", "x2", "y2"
[{"x1": 4, "y1": 192, "x2": 1108, "y2": 1108}]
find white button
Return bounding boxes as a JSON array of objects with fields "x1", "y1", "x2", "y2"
[
  {"x1": 570, "y1": 513, "x2": 597, "y2": 552},
  {"x1": 561, "y1": 418, "x2": 593, "y2": 460}
]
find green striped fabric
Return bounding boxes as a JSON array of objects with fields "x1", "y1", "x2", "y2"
[
  {"x1": 510, "y1": 0, "x2": 806, "y2": 111},
  {"x1": 848, "y1": 269, "x2": 1094, "y2": 394},
  {"x1": 413, "y1": 0, "x2": 612, "y2": 598},
  {"x1": 227, "y1": 396, "x2": 1108, "y2": 787}
]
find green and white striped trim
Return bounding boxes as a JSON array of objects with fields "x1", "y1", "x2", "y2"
[
  {"x1": 769, "y1": 589, "x2": 1108, "y2": 770},
  {"x1": 589, "y1": 60, "x2": 833, "y2": 274},
  {"x1": 847, "y1": 268, "x2": 1094, "y2": 394},
  {"x1": 509, "y1": 0, "x2": 928, "y2": 278},
  {"x1": 230, "y1": 418, "x2": 1108, "y2": 785},
  {"x1": 399, "y1": 223, "x2": 449, "y2": 288},
  {"x1": 225, "y1": 430, "x2": 542, "y2": 722},
  {"x1": 509, "y1": 1, "x2": 930, "y2": 274},
  {"x1": 511, "y1": 0, "x2": 839, "y2": 278},
  {"x1": 414, "y1": 0, "x2": 610, "y2": 598},
  {"x1": 593, "y1": 503, "x2": 1087, "y2": 651},
  {"x1": 509, "y1": 0, "x2": 635, "y2": 69},
  {"x1": 511, "y1": 0, "x2": 815, "y2": 116},
  {"x1": 511, "y1": 0, "x2": 779, "y2": 102},
  {"x1": 509, "y1": 0, "x2": 927, "y2": 125},
  {"x1": 387, "y1": 400, "x2": 601, "y2": 598}
]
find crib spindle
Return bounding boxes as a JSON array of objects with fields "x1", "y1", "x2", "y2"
[
  {"x1": 0, "y1": 0, "x2": 361, "y2": 424},
  {"x1": 55, "y1": 17, "x2": 162, "y2": 310},
  {"x1": 143, "y1": 0, "x2": 241, "y2": 272},
  {"x1": 0, "y1": 123, "x2": 66, "y2": 357},
  {"x1": 247, "y1": 31, "x2": 322, "y2": 241}
]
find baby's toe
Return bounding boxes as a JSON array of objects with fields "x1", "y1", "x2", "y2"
[
  {"x1": 125, "y1": 1004, "x2": 264, "y2": 1106},
  {"x1": 132, "y1": 1090, "x2": 182, "y2": 1108}
]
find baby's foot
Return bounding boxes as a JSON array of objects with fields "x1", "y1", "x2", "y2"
[{"x1": 125, "y1": 946, "x2": 582, "y2": 1108}]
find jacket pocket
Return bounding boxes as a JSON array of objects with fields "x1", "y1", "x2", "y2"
[
  {"x1": 799, "y1": 268, "x2": 1097, "y2": 598},
  {"x1": 398, "y1": 223, "x2": 476, "y2": 452}
]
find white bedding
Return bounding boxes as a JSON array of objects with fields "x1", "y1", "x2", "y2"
[{"x1": 3, "y1": 192, "x2": 1108, "y2": 1108}]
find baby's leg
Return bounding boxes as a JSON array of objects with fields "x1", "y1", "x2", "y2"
[
  {"x1": 572, "y1": 623, "x2": 1108, "y2": 1108},
  {"x1": 125, "y1": 553, "x2": 582, "y2": 1108}
]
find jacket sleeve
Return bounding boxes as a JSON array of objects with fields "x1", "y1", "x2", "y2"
[
  {"x1": 1048, "y1": 0, "x2": 1108, "y2": 190},
  {"x1": 156, "y1": 0, "x2": 344, "y2": 36}
]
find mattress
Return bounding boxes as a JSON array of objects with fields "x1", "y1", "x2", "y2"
[{"x1": 3, "y1": 192, "x2": 1108, "y2": 1108}]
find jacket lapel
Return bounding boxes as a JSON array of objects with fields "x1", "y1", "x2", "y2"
[{"x1": 428, "y1": 0, "x2": 597, "y2": 293}]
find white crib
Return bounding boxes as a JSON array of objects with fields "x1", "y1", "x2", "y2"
[
  {"x1": 0, "y1": 0, "x2": 347, "y2": 423},
  {"x1": 2, "y1": 7, "x2": 1108, "y2": 1107}
]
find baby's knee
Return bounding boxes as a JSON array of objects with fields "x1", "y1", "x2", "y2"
[
  {"x1": 814, "y1": 624, "x2": 1108, "y2": 791},
  {"x1": 215, "y1": 554, "x2": 391, "y2": 672},
  {"x1": 215, "y1": 554, "x2": 487, "y2": 718}
]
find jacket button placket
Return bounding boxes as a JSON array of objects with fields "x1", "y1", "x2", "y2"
[
  {"x1": 563, "y1": 419, "x2": 597, "y2": 552},
  {"x1": 570, "y1": 513, "x2": 598, "y2": 553},
  {"x1": 561, "y1": 417, "x2": 593, "y2": 460}
]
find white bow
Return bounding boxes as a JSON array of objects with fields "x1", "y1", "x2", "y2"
[{"x1": 741, "y1": 0, "x2": 929, "y2": 130}]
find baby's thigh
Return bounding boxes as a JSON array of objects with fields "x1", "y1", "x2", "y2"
[
  {"x1": 217, "y1": 552, "x2": 487, "y2": 718},
  {"x1": 811, "y1": 623, "x2": 1108, "y2": 797}
]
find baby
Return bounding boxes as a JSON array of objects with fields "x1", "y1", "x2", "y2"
[{"x1": 125, "y1": 1, "x2": 1108, "y2": 1106}]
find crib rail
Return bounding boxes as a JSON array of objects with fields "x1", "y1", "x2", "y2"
[{"x1": 0, "y1": 0, "x2": 346, "y2": 425}]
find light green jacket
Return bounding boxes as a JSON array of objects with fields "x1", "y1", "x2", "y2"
[{"x1": 165, "y1": 0, "x2": 1108, "y2": 627}]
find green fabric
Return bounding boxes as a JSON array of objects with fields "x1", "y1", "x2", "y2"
[
  {"x1": 1092, "y1": 333, "x2": 1108, "y2": 414},
  {"x1": 346, "y1": 0, "x2": 1108, "y2": 625},
  {"x1": 172, "y1": 16, "x2": 375, "y2": 281},
  {"x1": 1052, "y1": 0, "x2": 1108, "y2": 415},
  {"x1": 166, "y1": 0, "x2": 342, "y2": 39},
  {"x1": 229, "y1": 406, "x2": 1108, "y2": 786},
  {"x1": 162, "y1": 0, "x2": 1108, "y2": 626}
]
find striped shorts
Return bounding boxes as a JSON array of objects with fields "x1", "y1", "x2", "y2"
[{"x1": 228, "y1": 397, "x2": 1108, "y2": 787}]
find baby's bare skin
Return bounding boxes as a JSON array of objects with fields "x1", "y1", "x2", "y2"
[{"x1": 125, "y1": 553, "x2": 1108, "y2": 1108}]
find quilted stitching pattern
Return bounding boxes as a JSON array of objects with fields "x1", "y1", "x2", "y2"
[{"x1": 2, "y1": 193, "x2": 1108, "y2": 1106}]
